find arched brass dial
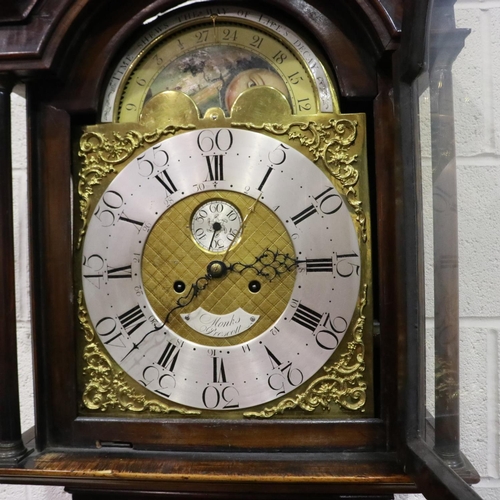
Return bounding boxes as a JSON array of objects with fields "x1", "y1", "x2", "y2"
[{"x1": 101, "y1": 6, "x2": 337, "y2": 122}]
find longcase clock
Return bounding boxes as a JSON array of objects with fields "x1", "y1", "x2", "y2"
[{"x1": 0, "y1": 0, "x2": 481, "y2": 499}]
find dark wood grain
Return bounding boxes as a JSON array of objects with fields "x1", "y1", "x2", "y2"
[
  {"x1": 0, "y1": 76, "x2": 28, "y2": 464},
  {"x1": 0, "y1": 447, "x2": 415, "y2": 495},
  {"x1": 27, "y1": 89, "x2": 77, "y2": 450},
  {"x1": 0, "y1": 0, "x2": 39, "y2": 23},
  {"x1": 69, "y1": 491, "x2": 396, "y2": 500},
  {"x1": 0, "y1": 0, "x2": 481, "y2": 497}
]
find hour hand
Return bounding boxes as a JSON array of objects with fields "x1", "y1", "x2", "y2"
[{"x1": 164, "y1": 260, "x2": 228, "y2": 323}]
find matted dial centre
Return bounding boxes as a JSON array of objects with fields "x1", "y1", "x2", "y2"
[{"x1": 141, "y1": 190, "x2": 296, "y2": 347}]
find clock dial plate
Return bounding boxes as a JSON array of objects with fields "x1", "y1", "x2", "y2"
[
  {"x1": 81, "y1": 128, "x2": 361, "y2": 411},
  {"x1": 101, "y1": 5, "x2": 336, "y2": 122}
]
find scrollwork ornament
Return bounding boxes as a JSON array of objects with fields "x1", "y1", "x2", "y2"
[
  {"x1": 77, "y1": 125, "x2": 195, "y2": 248},
  {"x1": 233, "y1": 119, "x2": 366, "y2": 241},
  {"x1": 78, "y1": 292, "x2": 200, "y2": 415},
  {"x1": 244, "y1": 284, "x2": 368, "y2": 418}
]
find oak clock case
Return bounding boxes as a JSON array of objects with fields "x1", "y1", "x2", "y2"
[{"x1": 76, "y1": 5, "x2": 373, "y2": 421}]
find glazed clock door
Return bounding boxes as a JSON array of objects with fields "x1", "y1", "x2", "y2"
[
  {"x1": 395, "y1": 0, "x2": 481, "y2": 498},
  {"x1": 0, "y1": 0, "x2": 481, "y2": 498}
]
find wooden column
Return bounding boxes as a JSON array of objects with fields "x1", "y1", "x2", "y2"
[
  {"x1": 428, "y1": 0, "x2": 469, "y2": 469},
  {"x1": 0, "y1": 75, "x2": 28, "y2": 464}
]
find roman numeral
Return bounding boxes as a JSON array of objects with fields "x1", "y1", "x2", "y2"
[
  {"x1": 206, "y1": 155, "x2": 224, "y2": 181},
  {"x1": 213, "y1": 357, "x2": 227, "y2": 383},
  {"x1": 302, "y1": 258, "x2": 333, "y2": 273},
  {"x1": 291, "y1": 303, "x2": 323, "y2": 332},
  {"x1": 291, "y1": 204, "x2": 317, "y2": 225},
  {"x1": 155, "y1": 169, "x2": 177, "y2": 195},
  {"x1": 107, "y1": 264, "x2": 132, "y2": 279},
  {"x1": 158, "y1": 342, "x2": 181, "y2": 372},
  {"x1": 117, "y1": 305, "x2": 146, "y2": 335},
  {"x1": 264, "y1": 346, "x2": 282, "y2": 370},
  {"x1": 119, "y1": 214, "x2": 144, "y2": 232},
  {"x1": 257, "y1": 166, "x2": 273, "y2": 191}
]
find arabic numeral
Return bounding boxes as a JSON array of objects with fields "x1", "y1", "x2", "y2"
[
  {"x1": 298, "y1": 98, "x2": 312, "y2": 111},
  {"x1": 222, "y1": 28, "x2": 237, "y2": 41},
  {"x1": 315, "y1": 314, "x2": 348, "y2": 350},
  {"x1": 272, "y1": 50, "x2": 287, "y2": 64},
  {"x1": 140, "y1": 365, "x2": 176, "y2": 398},
  {"x1": 197, "y1": 129, "x2": 233, "y2": 153},
  {"x1": 94, "y1": 190, "x2": 123, "y2": 227},
  {"x1": 336, "y1": 252, "x2": 360, "y2": 277},
  {"x1": 267, "y1": 365, "x2": 304, "y2": 397},
  {"x1": 195, "y1": 29, "x2": 209, "y2": 43},
  {"x1": 314, "y1": 186, "x2": 343, "y2": 214},
  {"x1": 249, "y1": 34, "x2": 263, "y2": 48},
  {"x1": 202, "y1": 386, "x2": 239, "y2": 409}
]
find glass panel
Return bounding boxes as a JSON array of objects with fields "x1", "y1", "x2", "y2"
[{"x1": 400, "y1": 0, "x2": 500, "y2": 498}]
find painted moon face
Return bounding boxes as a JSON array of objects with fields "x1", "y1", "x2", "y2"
[{"x1": 225, "y1": 69, "x2": 290, "y2": 111}]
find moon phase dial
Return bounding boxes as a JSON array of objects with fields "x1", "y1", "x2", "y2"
[{"x1": 101, "y1": 6, "x2": 336, "y2": 122}]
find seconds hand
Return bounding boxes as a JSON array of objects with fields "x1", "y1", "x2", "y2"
[
  {"x1": 209, "y1": 221, "x2": 222, "y2": 251},
  {"x1": 222, "y1": 192, "x2": 262, "y2": 263}
]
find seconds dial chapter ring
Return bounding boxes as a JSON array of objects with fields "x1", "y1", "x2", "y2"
[
  {"x1": 190, "y1": 199, "x2": 242, "y2": 253},
  {"x1": 81, "y1": 128, "x2": 360, "y2": 410}
]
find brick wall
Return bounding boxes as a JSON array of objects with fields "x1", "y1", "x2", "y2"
[{"x1": 1, "y1": 1, "x2": 498, "y2": 498}]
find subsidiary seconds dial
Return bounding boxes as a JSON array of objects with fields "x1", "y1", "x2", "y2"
[
  {"x1": 191, "y1": 199, "x2": 242, "y2": 252},
  {"x1": 81, "y1": 128, "x2": 361, "y2": 410}
]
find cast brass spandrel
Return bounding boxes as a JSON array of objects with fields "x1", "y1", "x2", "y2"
[{"x1": 76, "y1": 86, "x2": 372, "y2": 418}]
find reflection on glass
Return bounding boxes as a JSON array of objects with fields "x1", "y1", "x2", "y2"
[{"x1": 421, "y1": 0, "x2": 470, "y2": 471}]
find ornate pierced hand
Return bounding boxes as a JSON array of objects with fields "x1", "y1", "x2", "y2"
[
  {"x1": 228, "y1": 248, "x2": 298, "y2": 281},
  {"x1": 164, "y1": 250, "x2": 298, "y2": 323}
]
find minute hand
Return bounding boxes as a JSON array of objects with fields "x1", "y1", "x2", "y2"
[
  {"x1": 228, "y1": 249, "x2": 298, "y2": 281},
  {"x1": 222, "y1": 192, "x2": 262, "y2": 263}
]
